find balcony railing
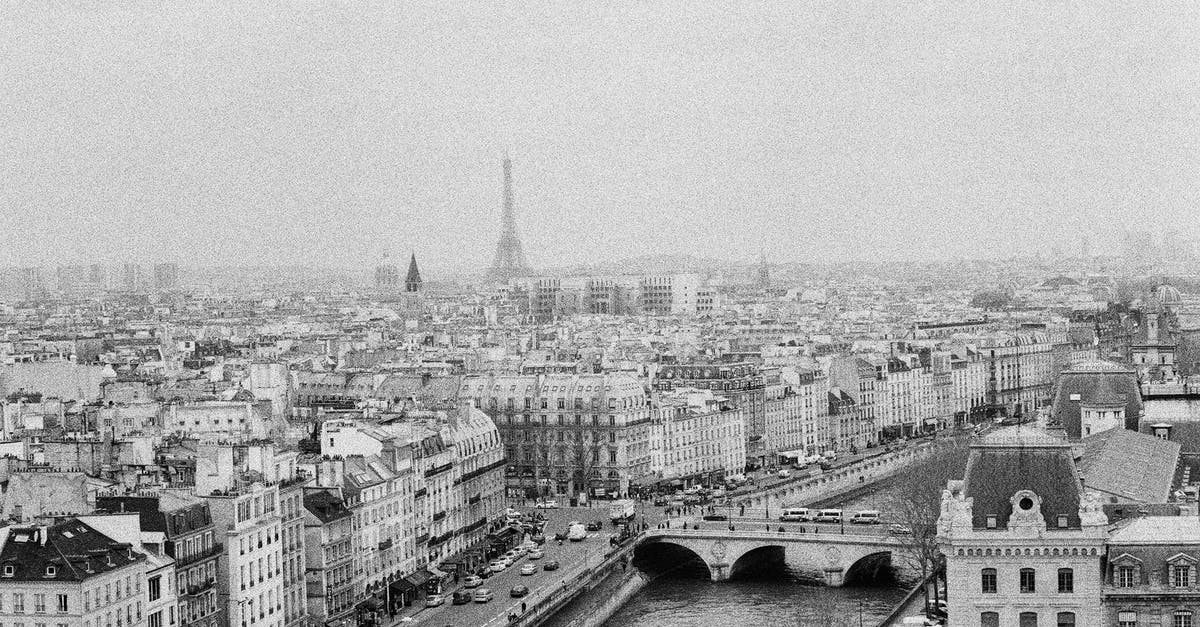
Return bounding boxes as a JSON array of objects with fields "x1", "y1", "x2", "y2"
[
  {"x1": 176, "y1": 543, "x2": 223, "y2": 567},
  {"x1": 183, "y1": 577, "x2": 217, "y2": 597}
]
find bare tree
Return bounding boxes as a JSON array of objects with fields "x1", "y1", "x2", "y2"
[
  {"x1": 883, "y1": 435, "x2": 972, "y2": 614},
  {"x1": 801, "y1": 587, "x2": 858, "y2": 627}
]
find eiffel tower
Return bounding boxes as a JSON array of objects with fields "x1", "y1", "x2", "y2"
[{"x1": 488, "y1": 156, "x2": 534, "y2": 282}]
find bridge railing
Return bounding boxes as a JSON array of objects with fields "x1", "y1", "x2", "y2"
[{"x1": 642, "y1": 527, "x2": 901, "y2": 545}]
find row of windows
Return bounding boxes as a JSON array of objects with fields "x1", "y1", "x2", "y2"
[
  {"x1": 980, "y1": 567, "x2": 1073, "y2": 593},
  {"x1": 981, "y1": 610, "x2": 1193, "y2": 627},
  {"x1": 981, "y1": 611, "x2": 1076, "y2": 627},
  {"x1": 0, "y1": 593, "x2": 69, "y2": 613}
]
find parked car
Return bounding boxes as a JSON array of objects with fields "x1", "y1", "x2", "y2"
[
  {"x1": 452, "y1": 591, "x2": 473, "y2": 605},
  {"x1": 531, "y1": 534, "x2": 547, "y2": 545},
  {"x1": 889, "y1": 523, "x2": 913, "y2": 535},
  {"x1": 778, "y1": 469, "x2": 791, "y2": 478},
  {"x1": 488, "y1": 560, "x2": 506, "y2": 573},
  {"x1": 425, "y1": 594, "x2": 446, "y2": 607},
  {"x1": 473, "y1": 588, "x2": 494, "y2": 603},
  {"x1": 527, "y1": 548, "x2": 544, "y2": 560},
  {"x1": 780, "y1": 508, "x2": 812, "y2": 522},
  {"x1": 543, "y1": 560, "x2": 560, "y2": 571},
  {"x1": 462, "y1": 575, "x2": 483, "y2": 588},
  {"x1": 814, "y1": 509, "x2": 843, "y2": 524},
  {"x1": 702, "y1": 514, "x2": 728, "y2": 521},
  {"x1": 535, "y1": 499, "x2": 559, "y2": 509},
  {"x1": 586, "y1": 521, "x2": 603, "y2": 531},
  {"x1": 851, "y1": 510, "x2": 882, "y2": 524},
  {"x1": 520, "y1": 564, "x2": 536, "y2": 576},
  {"x1": 511, "y1": 585, "x2": 530, "y2": 598},
  {"x1": 653, "y1": 496, "x2": 669, "y2": 506}
]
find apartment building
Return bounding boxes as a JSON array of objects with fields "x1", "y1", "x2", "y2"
[
  {"x1": 462, "y1": 373, "x2": 652, "y2": 498},
  {"x1": 0, "y1": 519, "x2": 147, "y2": 627}
]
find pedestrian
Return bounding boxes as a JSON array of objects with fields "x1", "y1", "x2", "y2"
[
  {"x1": 739, "y1": 504, "x2": 745, "y2": 516},
  {"x1": 522, "y1": 602, "x2": 527, "y2": 613},
  {"x1": 765, "y1": 524, "x2": 770, "y2": 532}
]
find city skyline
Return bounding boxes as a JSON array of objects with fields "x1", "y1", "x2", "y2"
[{"x1": 4, "y1": 3, "x2": 1200, "y2": 271}]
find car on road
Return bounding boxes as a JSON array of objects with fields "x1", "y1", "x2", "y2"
[
  {"x1": 535, "y1": 499, "x2": 559, "y2": 509},
  {"x1": 472, "y1": 588, "x2": 494, "y2": 603},
  {"x1": 452, "y1": 591, "x2": 473, "y2": 605},
  {"x1": 889, "y1": 523, "x2": 913, "y2": 535},
  {"x1": 778, "y1": 469, "x2": 791, "y2": 478},
  {"x1": 528, "y1": 548, "x2": 544, "y2": 560},
  {"x1": 510, "y1": 585, "x2": 530, "y2": 598},
  {"x1": 702, "y1": 514, "x2": 728, "y2": 521},
  {"x1": 653, "y1": 496, "x2": 669, "y2": 506},
  {"x1": 568, "y1": 522, "x2": 588, "y2": 541},
  {"x1": 425, "y1": 594, "x2": 446, "y2": 607},
  {"x1": 520, "y1": 564, "x2": 536, "y2": 576},
  {"x1": 463, "y1": 575, "x2": 483, "y2": 588},
  {"x1": 488, "y1": 560, "x2": 506, "y2": 573},
  {"x1": 586, "y1": 521, "x2": 603, "y2": 531},
  {"x1": 543, "y1": 560, "x2": 560, "y2": 571}
]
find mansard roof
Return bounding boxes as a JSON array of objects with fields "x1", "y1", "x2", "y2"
[{"x1": 963, "y1": 427, "x2": 1082, "y2": 529}]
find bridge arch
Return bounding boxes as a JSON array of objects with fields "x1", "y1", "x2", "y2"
[
  {"x1": 633, "y1": 539, "x2": 710, "y2": 579},
  {"x1": 843, "y1": 550, "x2": 894, "y2": 586},
  {"x1": 728, "y1": 544, "x2": 787, "y2": 580}
]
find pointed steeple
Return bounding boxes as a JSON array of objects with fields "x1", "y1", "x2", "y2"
[{"x1": 405, "y1": 253, "x2": 422, "y2": 293}]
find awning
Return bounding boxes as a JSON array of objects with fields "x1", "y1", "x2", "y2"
[
  {"x1": 428, "y1": 565, "x2": 448, "y2": 579},
  {"x1": 404, "y1": 569, "x2": 434, "y2": 587},
  {"x1": 488, "y1": 526, "x2": 519, "y2": 541},
  {"x1": 389, "y1": 579, "x2": 416, "y2": 593}
]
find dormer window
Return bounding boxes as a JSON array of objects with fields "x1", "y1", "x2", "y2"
[
  {"x1": 44, "y1": 565, "x2": 56, "y2": 577},
  {"x1": 1168, "y1": 553, "x2": 1199, "y2": 589},
  {"x1": 986, "y1": 515, "x2": 998, "y2": 529},
  {"x1": 3, "y1": 565, "x2": 14, "y2": 577},
  {"x1": 1057, "y1": 515, "x2": 1069, "y2": 528}
]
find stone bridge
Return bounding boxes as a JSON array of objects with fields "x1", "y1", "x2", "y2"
[{"x1": 635, "y1": 528, "x2": 914, "y2": 587}]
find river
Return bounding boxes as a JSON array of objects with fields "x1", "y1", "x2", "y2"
[{"x1": 602, "y1": 576, "x2": 909, "y2": 627}]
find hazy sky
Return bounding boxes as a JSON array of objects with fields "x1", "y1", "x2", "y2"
[{"x1": 2, "y1": 2, "x2": 1198, "y2": 274}]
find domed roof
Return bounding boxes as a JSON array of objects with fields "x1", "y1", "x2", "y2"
[{"x1": 1156, "y1": 284, "x2": 1182, "y2": 304}]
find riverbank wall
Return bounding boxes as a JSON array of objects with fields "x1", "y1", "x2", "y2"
[
  {"x1": 730, "y1": 439, "x2": 942, "y2": 516},
  {"x1": 490, "y1": 540, "x2": 639, "y2": 627},
  {"x1": 539, "y1": 565, "x2": 649, "y2": 627}
]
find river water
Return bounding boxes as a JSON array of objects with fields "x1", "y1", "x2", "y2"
[{"x1": 603, "y1": 577, "x2": 909, "y2": 627}]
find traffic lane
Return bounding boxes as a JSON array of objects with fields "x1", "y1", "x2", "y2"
[
  {"x1": 413, "y1": 529, "x2": 614, "y2": 625},
  {"x1": 670, "y1": 517, "x2": 901, "y2": 537},
  {"x1": 510, "y1": 504, "x2": 666, "y2": 534}
]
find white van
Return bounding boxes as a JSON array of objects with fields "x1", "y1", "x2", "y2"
[
  {"x1": 780, "y1": 508, "x2": 812, "y2": 522},
  {"x1": 851, "y1": 510, "x2": 881, "y2": 524},
  {"x1": 814, "y1": 509, "x2": 843, "y2": 523}
]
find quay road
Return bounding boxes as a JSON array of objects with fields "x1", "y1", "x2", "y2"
[
  {"x1": 660, "y1": 513, "x2": 902, "y2": 538},
  {"x1": 399, "y1": 505, "x2": 669, "y2": 626}
]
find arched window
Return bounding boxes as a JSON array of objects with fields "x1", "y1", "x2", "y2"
[
  {"x1": 1057, "y1": 612, "x2": 1076, "y2": 627},
  {"x1": 980, "y1": 612, "x2": 999, "y2": 627},
  {"x1": 1020, "y1": 612, "x2": 1039, "y2": 627}
]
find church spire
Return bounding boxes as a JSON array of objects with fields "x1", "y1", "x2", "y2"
[{"x1": 405, "y1": 252, "x2": 422, "y2": 293}]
